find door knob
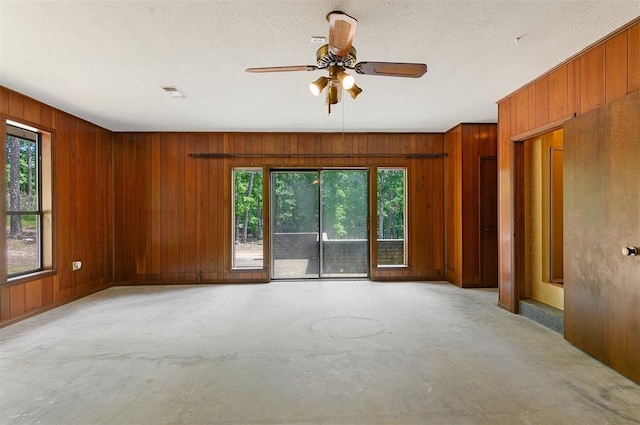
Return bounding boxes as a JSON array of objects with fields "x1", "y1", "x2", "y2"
[
  {"x1": 484, "y1": 228, "x2": 492, "y2": 233},
  {"x1": 622, "y1": 247, "x2": 638, "y2": 256}
]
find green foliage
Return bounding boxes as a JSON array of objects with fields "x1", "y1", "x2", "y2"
[
  {"x1": 5, "y1": 215, "x2": 37, "y2": 228},
  {"x1": 6, "y1": 135, "x2": 38, "y2": 210},
  {"x1": 234, "y1": 170, "x2": 263, "y2": 242},
  {"x1": 234, "y1": 168, "x2": 405, "y2": 242},
  {"x1": 272, "y1": 172, "x2": 318, "y2": 233},
  {"x1": 377, "y1": 169, "x2": 405, "y2": 239},
  {"x1": 322, "y1": 170, "x2": 367, "y2": 239}
]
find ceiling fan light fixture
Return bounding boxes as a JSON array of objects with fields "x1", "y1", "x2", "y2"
[
  {"x1": 337, "y1": 71, "x2": 355, "y2": 89},
  {"x1": 309, "y1": 76, "x2": 329, "y2": 96},
  {"x1": 327, "y1": 82, "x2": 340, "y2": 105},
  {"x1": 347, "y1": 83, "x2": 363, "y2": 99}
]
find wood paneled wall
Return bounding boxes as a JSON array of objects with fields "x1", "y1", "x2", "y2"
[
  {"x1": 496, "y1": 18, "x2": 640, "y2": 312},
  {"x1": 113, "y1": 132, "x2": 446, "y2": 283},
  {"x1": 445, "y1": 123, "x2": 497, "y2": 287},
  {"x1": 0, "y1": 87, "x2": 114, "y2": 326}
]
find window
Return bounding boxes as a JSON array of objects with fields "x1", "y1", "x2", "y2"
[
  {"x1": 5, "y1": 123, "x2": 42, "y2": 277},
  {"x1": 232, "y1": 168, "x2": 264, "y2": 269},
  {"x1": 376, "y1": 168, "x2": 406, "y2": 266},
  {"x1": 4, "y1": 120, "x2": 51, "y2": 282}
]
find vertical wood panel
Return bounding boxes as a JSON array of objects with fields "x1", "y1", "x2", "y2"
[
  {"x1": 40, "y1": 105, "x2": 53, "y2": 128},
  {"x1": 42, "y1": 276, "x2": 54, "y2": 306},
  {"x1": 151, "y1": 134, "x2": 161, "y2": 279},
  {"x1": 165, "y1": 134, "x2": 179, "y2": 279},
  {"x1": 178, "y1": 135, "x2": 187, "y2": 281},
  {"x1": 106, "y1": 129, "x2": 114, "y2": 283},
  {"x1": 497, "y1": 98, "x2": 513, "y2": 309},
  {"x1": 1, "y1": 287, "x2": 11, "y2": 321},
  {"x1": 23, "y1": 98, "x2": 41, "y2": 125},
  {"x1": 113, "y1": 134, "x2": 125, "y2": 281},
  {"x1": 74, "y1": 122, "x2": 88, "y2": 293},
  {"x1": 605, "y1": 32, "x2": 628, "y2": 104},
  {"x1": 193, "y1": 136, "x2": 204, "y2": 279},
  {"x1": 8, "y1": 92, "x2": 24, "y2": 118},
  {"x1": 222, "y1": 149, "x2": 232, "y2": 278},
  {"x1": 511, "y1": 90, "x2": 529, "y2": 135},
  {"x1": 629, "y1": 23, "x2": 640, "y2": 92},
  {"x1": 0, "y1": 88, "x2": 9, "y2": 114},
  {"x1": 461, "y1": 126, "x2": 477, "y2": 285},
  {"x1": 535, "y1": 77, "x2": 550, "y2": 127},
  {"x1": 25, "y1": 280, "x2": 43, "y2": 311},
  {"x1": 55, "y1": 113, "x2": 73, "y2": 299},
  {"x1": 184, "y1": 134, "x2": 197, "y2": 281},
  {"x1": 548, "y1": 66, "x2": 568, "y2": 121},
  {"x1": 527, "y1": 85, "x2": 536, "y2": 130},
  {"x1": 580, "y1": 44, "x2": 605, "y2": 113},
  {"x1": 567, "y1": 59, "x2": 581, "y2": 116},
  {"x1": 125, "y1": 134, "x2": 138, "y2": 281},
  {"x1": 412, "y1": 156, "x2": 425, "y2": 273},
  {"x1": 431, "y1": 136, "x2": 445, "y2": 274},
  {"x1": 96, "y1": 130, "x2": 107, "y2": 279},
  {"x1": 210, "y1": 135, "x2": 221, "y2": 280},
  {"x1": 10, "y1": 284, "x2": 26, "y2": 316},
  {"x1": 136, "y1": 134, "x2": 149, "y2": 279}
]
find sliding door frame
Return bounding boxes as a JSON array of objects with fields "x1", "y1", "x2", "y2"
[{"x1": 269, "y1": 167, "x2": 370, "y2": 280}]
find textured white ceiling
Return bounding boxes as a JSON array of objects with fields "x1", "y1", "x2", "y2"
[{"x1": 1, "y1": 1, "x2": 639, "y2": 132}]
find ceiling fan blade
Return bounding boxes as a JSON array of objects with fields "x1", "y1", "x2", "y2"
[
  {"x1": 246, "y1": 65, "x2": 318, "y2": 73},
  {"x1": 327, "y1": 11, "x2": 357, "y2": 57},
  {"x1": 354, "y1": 62, "x2": 428, "y2": 78}
]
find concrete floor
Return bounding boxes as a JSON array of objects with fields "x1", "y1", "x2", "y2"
[{"x1": 1, "y1": 281, "x2": 639, "y2": 425}]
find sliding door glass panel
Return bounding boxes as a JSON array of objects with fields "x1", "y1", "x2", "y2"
[
  {"x1": 232, "y1": 168, "x2": 264, "y2": 269},
  {"x1": 271, "y1": 171, "x2": 320, "y2": 278},
  {"x1": 377, "y1": 168, "x2": 406, "y2": 266},
  {"x1": 321, "y1": 170, "x2": 369, "y2": 277}
]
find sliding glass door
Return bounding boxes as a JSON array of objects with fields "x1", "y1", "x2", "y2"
[
  {"x1": 271, "y1": 171, "x2": 320, "y2": 278},
  {"x1": 271, "y1": 170, "x2": 368, "y2": 279}
]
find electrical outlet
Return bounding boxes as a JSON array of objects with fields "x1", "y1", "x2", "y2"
[{"x1": 72, "y1": 261, "x2": 82, "y2": 271}]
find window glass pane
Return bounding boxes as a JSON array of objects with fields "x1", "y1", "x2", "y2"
[
  {"x1": 6, "y1": 214, "x2": 41, "y2": 276},
  {"x1": 377, "y1": 168, "x2": 406, "y2": 266},
  {"x1": 6, "y1": 122, "x2": 43, "y2": 279},
  {"x1": 233, "y1": 169, "x2": 264, "y2": 269},
  {"x1": 6, "y1": 135, "x2": 39, "y2": 212}
]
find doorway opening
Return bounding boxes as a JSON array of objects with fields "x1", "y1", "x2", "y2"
[
  {"x1": 518, "y1": 128, "x2": 564, "y2": 311},
  {"x1": 271, "y1": 169, "x2": 369, "y2": 279}
]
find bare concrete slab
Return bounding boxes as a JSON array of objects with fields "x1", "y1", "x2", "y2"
[{"x1": 1, "y1": 281, "x2": 638, "y2": 424}]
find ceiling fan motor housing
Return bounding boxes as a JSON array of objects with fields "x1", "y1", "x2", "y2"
[{"x1": 316, "y1": 44, "x2": 357, "y2": 69}]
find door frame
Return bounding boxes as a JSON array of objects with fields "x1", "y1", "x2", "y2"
[{"x1": 509, "y1": 118, "x2": 570, "y2": 312}]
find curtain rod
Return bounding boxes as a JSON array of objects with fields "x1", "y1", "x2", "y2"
[{"x1": 188, "y1": 153, "x2": 447, "y2": 159}]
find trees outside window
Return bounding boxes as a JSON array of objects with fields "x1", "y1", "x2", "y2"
[
  {"x1": 6, "y1": 124, "x2": 42, "y2": 277},
  {"x1": 377, "y1": 168, "x2": 406, "y2": 266},
  {"x1": 232, "y1": 168, "x2": 264, "y2": 269}
]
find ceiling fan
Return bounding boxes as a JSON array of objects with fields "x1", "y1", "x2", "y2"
[{"x1": 245, "y1": 11, "x2": 428, "y2": 114}]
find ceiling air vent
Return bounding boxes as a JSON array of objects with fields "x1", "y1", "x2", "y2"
[{"x1": 162, "y1": 86, "x2": 185, "y2": 98}]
